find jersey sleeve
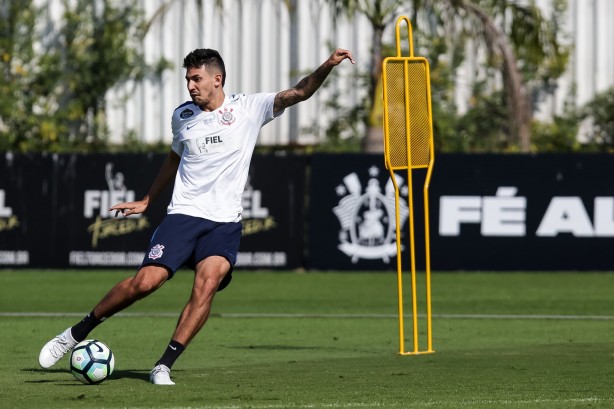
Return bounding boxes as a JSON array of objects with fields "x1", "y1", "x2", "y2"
[
  {"x1": 170, "y1": 106, "x2": 185, "y2": 156},
  {"x1": 242, "y1": 93, "x2": 282, "y2": 126}
]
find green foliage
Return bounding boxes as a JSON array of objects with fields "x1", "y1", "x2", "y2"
[
  {"x1": 0, "y1": 0, "x2": 42, "y2": 151},
  {"x1": 300, "y1": 69, "x2": 365, "y2": 152},
  {"x1": 310, "y1": 95, "x2": 364, "y2": 153},
  {"x1": 506, "y1": 0, "x2": 570, "y2": 84},
  {"x1": 317, "y1": 0, "x2": 573, "y2": 153},
  {"x1": 414, "y1": 23, "x2": 465, "y2": 152},
  {"x1": 531, "y1": 115, "x2": 580, "y2": 152},
  {"x1": 0, "y1": 1, "x2": 598, "y2": 154},
  {"x1": 530, "y1": 86, "x2": 614, "y2": 153},
  {"x1": 108, "y1": 129, "x2": 170, "y2": 154},
  {"x1": 443, "y1": 89, "x2": 510, "y2": 152},
  {"x1": 439, "y1": 0, "x2": 571, "y2": 152},
  {"x1": 531, "y1": 91, "x2": 581, "y2": 152},
  {"x1": 0, "y1": 0, "x2": 164, "y2": 153},
  {"x1": 581, "y1": 87, "x2": 614, "y2": 151}
]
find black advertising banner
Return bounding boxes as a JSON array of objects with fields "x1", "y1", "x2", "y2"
[
  {"x1": 53, "y1": 153, "x2": 304, "y2": 269},
  {"x1": 308, "y1": 154, "x2": 415, "y2": 270},
  {"x1": 3, "y1": 153, "x2": 614, "y2": 271},
  {"x1": 0, "y1": 153, "x2": 304, "y2": 270},
  {"x1": 235, "y1": 154, "x2": 306, "y2": 269},
  {"x1": 432, "y1": 154, "x2": 614, "y2": 270},
  {"x1": 309, "y1": 153, "x2": 614, "y2": 271},
  {"x1": 0, "y1": 153, "x2": 54, "y2": 267},
  {"x1": 52, "y1": 154, "x2": 169, "y2": 268}
]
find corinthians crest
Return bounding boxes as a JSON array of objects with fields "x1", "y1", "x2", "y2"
[
  {"x1": 333, "y1": 166, "x2": 409, "y2": 263},
  {"x1": 219, "y1": 107, "x2": 235, "y2": 125}
]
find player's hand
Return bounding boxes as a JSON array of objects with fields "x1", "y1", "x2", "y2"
[
  {"x1": 109, "y1": 200, "x2": 148, "y2": 217},
  {"x1": 329, "y1": 48, "x2": 355, "y2": 66}
]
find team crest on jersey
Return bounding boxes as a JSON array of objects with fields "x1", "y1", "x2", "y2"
[
  {"x1": 180, "y1": 108, "x2": 194, "y2": 119},
  {"x1": 333, "y1": 166, "x2": 409, "y2": 263},
  {"x1": 219, "y1": 107, "x2": 235, "y2": 125},
  {"x1": 148, "y1": 244, "x2": 165, "y2": 260}
]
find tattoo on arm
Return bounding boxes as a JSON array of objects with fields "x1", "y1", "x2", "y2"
[
  {"x1": 275, "y1": 63, "x2": 333, "y2": 112},
  {"x1": 275, "y1": 88, "x2": 301, "y2": 111}
]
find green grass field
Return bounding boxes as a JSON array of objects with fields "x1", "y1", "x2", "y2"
[{"x1": 1, "y1": 270, "x2": 613, "y2": 408}]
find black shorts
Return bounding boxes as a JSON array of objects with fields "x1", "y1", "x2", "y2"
[{"x1": 141, "y1": 214, "x2": 242, "y2": 291}]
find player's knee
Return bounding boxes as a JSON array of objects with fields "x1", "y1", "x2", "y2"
[
  {"x1": 195, "y1": 278, "x2": 217, "y2": 297},
  {"x1": 130, "y1": 279, "x2": 156, "y2": 297},
  {"x1": 190, "y1": 275, "x2": 222, "y2": 304},
  {"x1": 130, "y1": 269, "x2": 167, "y2": 297}
]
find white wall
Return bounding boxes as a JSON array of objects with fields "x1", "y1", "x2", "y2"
[
  {"x1": 536, "y1": 0, "x2": 614, "y2": 120},
  {"x1": 43, "y1": 0, "x2": 614, "y2": 145},
  {"x1": 106, "y1": 0, "x2": 370, "y2": 145}
]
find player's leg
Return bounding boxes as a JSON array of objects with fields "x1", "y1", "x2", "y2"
[
  {"x1": 150, "y1": 220, "x2": 241, "y2": 385},
  {"x1": 38, "y1": 266, "x2": 170, "y2": 368},
  {"x1": 175, "y1": 255, "x2": 231, "y2": 345},
  {"x1": 39, "y1": 214, "x2": 195, "y2": 369},
  {"x1": 150, "y1": 255, "x2": 231, "y2": 385},
  {"x1": 91, "y1": 265, "x2": 170, "y2": 321}
]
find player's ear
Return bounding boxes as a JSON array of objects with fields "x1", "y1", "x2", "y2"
[{"x1": 214, "y1": 73, "x2": 223, "y2": 87}]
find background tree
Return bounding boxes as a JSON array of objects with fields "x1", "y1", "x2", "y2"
[
  {"x1": 324, "y1": 0, "x2": 569, "y2": 153},
  {"x1": 326, "y1": 0, "x2": 407, "y2": 152},
  {"x1": 0, "y1": 0, "x2": 161, "y2": 152},
  {"x1": 0, "y1": 0, "x2": 50, "y2": 151},
  {"x1": 442, "y1": 0, "x2": 532, "y2": 151},
  {"x1": 581, "y1": 87, "x2": 614, "y2": 151},
  {"x1": 47, "y1": 0, "x2": 153, "y2": 151},
  {"x1": 0, "y1": 0, "x2": 588, "y2": 154}
]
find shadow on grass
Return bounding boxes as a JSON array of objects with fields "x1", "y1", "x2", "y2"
[
  {"x1": 23, "y1": 367, "x2": 70, "y2": 383},
  {"x1": 229, "y1": 344, "x2": 322, "y2": 350},
  {"x1": 110, "y1": 369, "x2": 151, "y2": 382},
  {"x1": 23, "y1": 367, "x2": 69, "y2": 373},
  {"x1": 23, "y1": 367, "x2": 84, "y2": 385},
  {"x1": 22, "y1": 367, "x2": 170, "y2": 383}
]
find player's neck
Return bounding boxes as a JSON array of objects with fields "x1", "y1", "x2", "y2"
[{"x1": 199, "y1": 92, "x2": 226, "y2": 112}]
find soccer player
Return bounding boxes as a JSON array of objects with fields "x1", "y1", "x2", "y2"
[{"x1": 38, "y1": 47, "x2": 355, "y2": 385}]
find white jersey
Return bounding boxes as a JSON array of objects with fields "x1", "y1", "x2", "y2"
[{"x1": 167, "y1": 92, "x2": 281, "y2": 222}]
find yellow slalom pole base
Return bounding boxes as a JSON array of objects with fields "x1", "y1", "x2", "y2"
[{"x1": 399, "y1": 351, "x2": 435, "y2": 356}]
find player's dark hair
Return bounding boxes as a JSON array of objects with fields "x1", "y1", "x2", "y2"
[{"x1": 183, "y1": 48, "x2": 226, "y2": 86}]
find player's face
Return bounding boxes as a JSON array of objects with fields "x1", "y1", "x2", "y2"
[{"x1": 185, "y1": 65, "x2": 222, "y2": 110}]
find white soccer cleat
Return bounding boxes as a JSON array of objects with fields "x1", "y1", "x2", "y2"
[
  {"x1": 38, "y1": 327, "x2": 78, "y2": 368},
  {"x1": 150, "y1": 364, "x2": 175, "y2": 385}
]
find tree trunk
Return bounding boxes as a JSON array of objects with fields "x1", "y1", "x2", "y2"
[
  {"x1": 459, "y1": 0, "x2": 532, "y2": 152},
  {"x1": 498, "y1": 35, "x2": 532, "y2": 151}
]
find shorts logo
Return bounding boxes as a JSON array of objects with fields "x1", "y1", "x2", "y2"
[{"x1": 148, "y1": 244, "x2": 165, "y2": 260}]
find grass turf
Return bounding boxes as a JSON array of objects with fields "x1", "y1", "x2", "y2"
[{"x1": 0, "y1": 270, "x2": 613, "y2": 408}]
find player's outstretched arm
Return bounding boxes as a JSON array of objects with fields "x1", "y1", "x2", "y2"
[
  {"x1": 109, "y1": 150, "x2": 180, "y2": 217},
  {"x1": 273, "y1": 48, "x2": 355, "y2": 114}
]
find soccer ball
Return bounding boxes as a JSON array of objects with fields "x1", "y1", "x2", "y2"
[{"x1": 69, "y1": 339, "x2": 115, "y2": 384}]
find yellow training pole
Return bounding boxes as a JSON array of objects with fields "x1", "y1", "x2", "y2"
[
  {"x1": 403, "y1": 58, "x2": 420, "y2": 354},
  {"x1": 382, "y1": 15, "x2": 435, "y2": 355}
]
